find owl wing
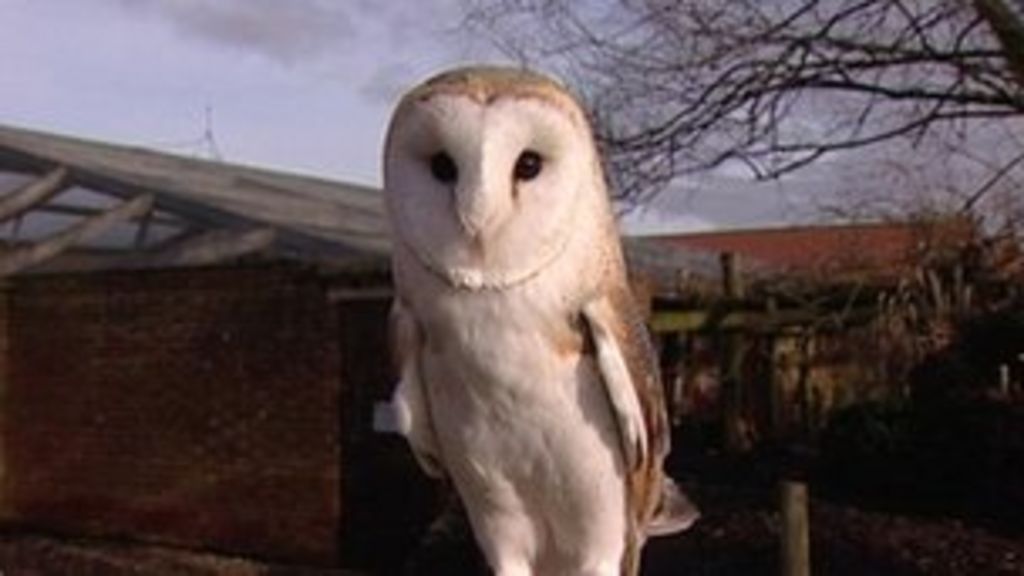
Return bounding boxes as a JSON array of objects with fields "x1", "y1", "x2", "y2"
[
  {"x1": 581, "y1": 289, "x2": 669, "y2": 472},
  {"x1": 582, "y1": 287, "x2": 699, "y2": 541},
  {"x1": 390, "y1": 299, "x2": 445, "y2": 478}
]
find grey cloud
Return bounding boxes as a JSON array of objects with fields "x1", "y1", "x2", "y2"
[{"x1": 117, "y1": 0, "x2": 354, "y2": 65}]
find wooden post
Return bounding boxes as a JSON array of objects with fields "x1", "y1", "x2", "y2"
[
  {"x1": 795, "y1": 330, "x2": 814, "y2": 439},
  {"x1": 721, "y1": 252, "x2": 744, "y2": 299},
  {"x1": 659, "y1": 330, "x2": 686, "y2": 425},
  {"x1": 720, "y1": 252, "x2": 746, "y2": 452},
  {"x1": 780, "y1": 480, "x2": 810, "y2": 576},
  {"x1": 766, "y1": 297, "x2": 786, "y2": 441}
]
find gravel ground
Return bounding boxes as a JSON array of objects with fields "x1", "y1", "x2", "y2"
[
  {"x1": 0, "y1": 496, "x2": 1019, "y2": 575},
  {"x1": 0, "y1": 532, "x2": 352, "y2": 576},
  {"x1": 643, "y1": 490, "x2": 1024, "y2": 575}
]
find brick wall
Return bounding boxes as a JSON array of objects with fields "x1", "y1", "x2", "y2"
[{"x1": 0, "y1": 266, "x2": 342, "y2": 564}]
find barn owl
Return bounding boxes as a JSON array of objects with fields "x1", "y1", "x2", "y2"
[{"x1": 384, "y1": 66, "x2": 698, "y2": 576}]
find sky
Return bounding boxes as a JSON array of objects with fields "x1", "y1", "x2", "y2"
[
  {"x1": 0, "y1": 0, "x2": 818, "y2": 233},
  {"x1": 4, "y1": 0, "x2": 1000, "y2": 235},
  {"x1": 1, "y1": 0, "x2": 481, "y2": 183}
]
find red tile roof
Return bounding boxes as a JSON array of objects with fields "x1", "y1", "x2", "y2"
[{"x1": 649, "y1": 220, "x2": 974, "y2": 279}]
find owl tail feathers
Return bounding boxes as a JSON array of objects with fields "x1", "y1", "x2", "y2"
[{"x1": 646, "y1": 477, "x2": 700, "y2": 537}]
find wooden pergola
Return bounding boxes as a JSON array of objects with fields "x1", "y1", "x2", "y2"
[{"x1": 0, "y1": 124, "x2": 392, "y2": 277}]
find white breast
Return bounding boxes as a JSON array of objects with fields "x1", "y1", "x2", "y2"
[{"x1": 402, "y1": 247, "x2": 628, "y2": 569}]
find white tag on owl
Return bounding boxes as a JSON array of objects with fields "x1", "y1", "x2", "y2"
[{"x1": 372, "y1": 401, "x2": 401, "y2": 434}]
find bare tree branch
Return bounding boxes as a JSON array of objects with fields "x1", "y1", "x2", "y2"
[
  {"x1": 960, "y1": 151, "x2": 1024, "y2": 212},
  {"x1": 974, "y1": 0, "x2": 1024, "y2": 83},
  {"x1": 466, "y1": 0, "x2": 1024, "y2": 202}
]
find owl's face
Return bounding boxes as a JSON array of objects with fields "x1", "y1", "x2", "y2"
[{"x1": 384, "y1": 67, "x2": 604, "y2": 290}]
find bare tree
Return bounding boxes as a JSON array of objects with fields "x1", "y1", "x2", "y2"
[
  {"x1": 975, "y1": 0, "x2": 1024, "y2": 82},
  {"x1": 467, "y1": 0, "x2": 1024, "y2": 203}
]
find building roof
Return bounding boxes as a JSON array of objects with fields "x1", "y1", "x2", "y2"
[
  {"x1": 648, "y1": 220, "x2": 976, "y2": 282},
  {"x1": 0, "y1": 123, "x2": 391, "y2": 276}
]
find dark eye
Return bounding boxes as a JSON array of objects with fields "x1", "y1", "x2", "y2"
[
  {"x1": 429, "y1": 152, "x2": 458, "y2": 184},
  {"x1": 513, "y1": 150, "x2": 543, "y2": 181}
]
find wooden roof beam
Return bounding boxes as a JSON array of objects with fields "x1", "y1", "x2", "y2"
[
  {"x1": 0, "y1": 133, "x2": 386, "y2": 261},
  {"x1": 0, "y1": 193, "x2": 154, "y2": 276},
  {"x1": 0, "y1": 166, "x2": 69, "y2": 222},
  {"x1": 36, "y1": 201, "x2": 184, "y2": 227},
  {"x1": 151, "y1": 227, "x2": 277, "y2": 267}
]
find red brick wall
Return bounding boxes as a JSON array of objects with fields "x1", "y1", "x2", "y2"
[{"x1": 0, "y1": 266, "x2": 342, "y2": 564}]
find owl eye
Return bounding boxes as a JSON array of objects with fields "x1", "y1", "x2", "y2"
[
  {"x1": 513, "y1": 150, "x2": 543, "y2": 182},
  {"x1": 429, "y1": 152, "x2": 458, "y2": 184}
]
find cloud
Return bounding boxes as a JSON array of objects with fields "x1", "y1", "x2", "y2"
[
  {"x1": 115, "y1": 0, "x2": 354, "y2": 65},
  {"x1": 107, "y1": 0, "x2": 494, "y2": 101}
]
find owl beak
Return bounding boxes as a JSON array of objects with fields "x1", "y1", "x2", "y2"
[{"x1": 454, "y1": 183, "x2": 506, "y2": 239}]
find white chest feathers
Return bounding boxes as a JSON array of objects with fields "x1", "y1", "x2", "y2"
[{"x1": 396, "y1": 278, "x2": 632, "y2": 574}]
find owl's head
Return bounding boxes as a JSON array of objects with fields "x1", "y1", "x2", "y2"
[{"x1": 383, "y1": 66, "x2": 610, "y2": 290}]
